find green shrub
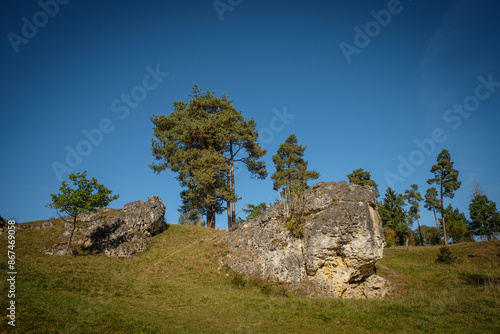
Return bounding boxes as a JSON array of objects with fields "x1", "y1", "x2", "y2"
[
  {"x1": 286, "y1": 214, "x2": 304, "y2": 238},
  {"x1": 260, "y1": 282, "x2": 273, "y2": 295},
  {"x1": 436, "y1": 246, "x2": 457, "y2": 264},
  {"x1": 230, "y1": 272, "x2": 247, "y2": 288}
]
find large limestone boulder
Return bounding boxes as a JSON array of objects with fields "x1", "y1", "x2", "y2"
[
  {"x1": 45, "y1": 196, "x2": 167, "y2": 257},
  {"x1": 220, "y1": 181, "x2": 390, "y2": 299}
]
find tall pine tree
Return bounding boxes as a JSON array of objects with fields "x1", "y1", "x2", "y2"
[
  {"x1": 151, "y1": 85, "x2": 266, "y2": 229},
  {"x1": 469, "y1": 183, "x2": 500, "y2": 240},
  {"x1": 405, "y1": 184, "x2": 423, "y2": 245},
  {"x1": 379, "y1": 187, "x2": 409, "y2": 246},
  {"x1": 271, "y1": 134, "x2": 319, "y2": 216},
  {"x1": 427, "y1": 149, "x2": 461, "y2": 245},
  {"x1": 222, "y1": 111, "x2": 267, "y2": 230},
  {"x1": 424, "y1": 187, "x2": 441, "y2": 233}
]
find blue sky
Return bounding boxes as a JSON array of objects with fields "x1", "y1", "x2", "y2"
[{"x1": 1, "y1": 0, "x2": 499, "y2": 231}]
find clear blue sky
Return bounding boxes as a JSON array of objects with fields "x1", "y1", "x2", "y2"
[{"x1": 1, "y1": 0, "x2": 499, "y2": 231}]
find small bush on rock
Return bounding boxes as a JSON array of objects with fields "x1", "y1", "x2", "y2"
[{"x1": 286, "y1": 214, "x2": 304, "y2": 238}]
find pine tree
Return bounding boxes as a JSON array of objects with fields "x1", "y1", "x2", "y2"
[
  {"x1": 379, "y1": 187, "x2": 409, "y2": 246},
  {"x1": 424, "y1": 187, "x2": 441, "y2": 233},
  {"x1": 271, "y1": 134, "x2": 319, "y2": 217},
  {"x1": 242, "y1": 202, "x2": 268, "y2": 222},
  {"x1": 151, "y1": 85, "x2": 267, "y2": 229},
  {"x1": 405, "y1": 184, "x2": 423, "y2": 245},
  {"x1": 468, "y1": 188, "x2": 500, "y2": 241},
  {"x1": 443, "y1": 204, "x2": 473, "y2": 243},
  {"x1": 347, "y1": 168, "x2": 379, "y2": 197},
  {"x1": 427, "y1": 149, "x2": 461, "y2": 245},
  {"x1": 223, "y1": 111, "x2": 267, "y2": 230}
]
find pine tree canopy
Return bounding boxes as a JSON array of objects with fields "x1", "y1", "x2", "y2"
[
  {"x1": 426, "y1": 149, "x2": 461, "y2": 245},
  {"x1": 427, "y1": 149, "x2": 461, "y2": 198},
  {"x1": 379, "y1": 187, "x2": 409, "y2": 245},
  {"x1": 424, "y1": 187, "x2": 440, "y2": 212},
  {"x1": 150, "y1": 84, "x2": 267, "y2": 228},
  {"x1": 271, "y1": 134, "x2": 319, "y2": 196},
  {"x1": 468, "y1": 192, "x2": 500, "y2": 241},
  {"x1": 405, "y1": 184, "x2": 423, "y2": 221},
  {"x1": 347, "y1": 168, "x2": 379, "y2": 197}
]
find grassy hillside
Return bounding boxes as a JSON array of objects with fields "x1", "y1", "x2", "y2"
[{"x1": 1, "y1": 220, "x2": 499, "y2": 333}]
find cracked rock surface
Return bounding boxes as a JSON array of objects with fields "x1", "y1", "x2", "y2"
[
  {"x1": 220, "y1": 181, "x2": 390, "y2": 299},
  {"x1": 45, "y1": 196, "x2": 167, "y2": 257}
]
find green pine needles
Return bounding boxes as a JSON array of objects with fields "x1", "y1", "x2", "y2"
[
  {"x1": 151, "y1": 84, "x2": 267, "y2": 230},
  {"x1": 427, "y1": 149, "x2": 461, "y2": 245},
  {"x1": 271, "y1": 134, "x2": 318, "y2": 237},
  {"x1": 436, "y1": 246, "x2": 457, "y2": 264}
]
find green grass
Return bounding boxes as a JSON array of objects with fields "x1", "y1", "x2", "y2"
[{"x1": 1, "y1": 220, "x2": 499, "y2": 333}]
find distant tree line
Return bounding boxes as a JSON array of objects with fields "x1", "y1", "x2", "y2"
[{"x1": 347, "y1": 150, "x2": 500, "y2": 247}]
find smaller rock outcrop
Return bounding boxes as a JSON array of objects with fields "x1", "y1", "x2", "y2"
[{"x1": 45, "y1": 196, "x2": 167, "y2": 257}]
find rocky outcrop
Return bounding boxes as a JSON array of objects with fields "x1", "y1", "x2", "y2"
[
  {"x1": 45, "y1": 196, "x2": 167, "y2": 257},
  {"x1": 220, "y1": 181, "x2": 390, "y2": 299},
  {"x1": 0, "y1": 215, "x2": 6, "y2": 234}
]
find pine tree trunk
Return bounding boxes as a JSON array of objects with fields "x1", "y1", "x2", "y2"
[
  {"x1": 206, "y1": 193, "x2": 216, "y2": 229},
  {"x1": 226, "y1": 170, "x2": 232, "y2": 231},
  {"x1": 207, "y1": 204, "x2": 216, "y2": 229},
  {"x1": 433, "y1": 207, "x2": 439, "y2": 230},
  {"x1": 226, "y1": 201, "x2": 231, "y2": 230},
  {"x1": 440, "y1": 183, "x2": 449, "y2": 245},
  {"x1": 230, "y1": 143, "x2": 236, "y2": 229},
  {"x1": 417, "y1": 216, "x2": 423, "y2": 246},
  {"x1": 66, "y1": 215, "x2": 77, "y2": 255}
]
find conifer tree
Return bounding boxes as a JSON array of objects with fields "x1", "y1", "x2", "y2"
[
  {"x1": 271, "y1": 134, "x2": 319, "y2": 216},
  {"x1": 379, "y1": 187, "x2": 409, "y2": 245},
  {"x1": 242, "y1": 202, "x2": 268, "y2": 222},
  {"x1": 469, "y1": 185, "x2": 500, "y2": 241},
  {"x1": 223, "y1": 111, "x2": 267, "y2": 230},
  {"x1": 347, "y1": 168, "x2": 379, "y2": 197},
  {"x1": 443, "y1": 204, "x2": 473, "y2": 243},
  {"x1": 427, "y1": 149, "x2": 461, "y2": 245},
  {"x1": 424, "y1": 187, "x2": 441, "y2": 232},
  {"x1": 151, "y1": 85, "x2": 266, "y2": 229},
  {"x1": 405, "y1": 184, "x2": 423, "y2": 245}
]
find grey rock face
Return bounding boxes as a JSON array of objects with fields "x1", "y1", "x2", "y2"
[
  {"x1": 220, "y1": 181, "x2": 390, "y2": 299},
  {"x1": 45, "y1": 196, "x2": 167, "y2": 257}
]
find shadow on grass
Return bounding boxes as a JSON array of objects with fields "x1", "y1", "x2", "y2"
[{"x1": 459, "y1": 272, "x2": 500, "y2": 287}]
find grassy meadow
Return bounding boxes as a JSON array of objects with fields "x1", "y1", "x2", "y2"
[{"x1": 1, "y1": 220, "x2": 499, "y2": 333}]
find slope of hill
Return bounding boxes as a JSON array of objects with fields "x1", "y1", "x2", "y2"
[{"x1": 1, "y1": 220, "x2": 499, "y2": 333}]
